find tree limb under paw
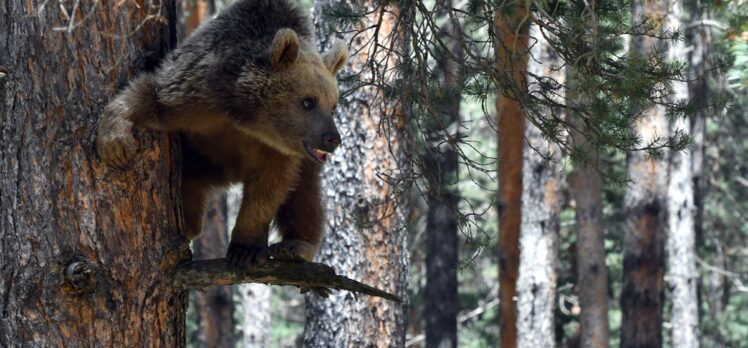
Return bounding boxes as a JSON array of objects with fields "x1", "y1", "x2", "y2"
[{"x1": 173, "y1": 258, "x2": 401, "y2": 302}]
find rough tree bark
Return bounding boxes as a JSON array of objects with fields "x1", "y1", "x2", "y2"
[
  {"x1": 303, "y1": 1, "x2": 410, "y2": 347},
  {"x1": 515, "y1": 24, "x2": 564, "y2": 348},
  {"x1": 424, "y1": 6, "x2": 462, "y2": 348},
  {"x1": 621, "y1": 0, "x2": 669, "y2": 346},
  {"x1": 494, "y1": 2, "x2": 529, "y2": 347},
  {"x1": 0, "y1": 0, "x2": 189, "y2": 346},
  {"x1": 665, "y1": 0, "x2": 699, "y2": 346}
]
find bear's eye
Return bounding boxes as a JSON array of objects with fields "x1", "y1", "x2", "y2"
[{"x1": 301, "y1": 97, "x2": 317, "y2": 111}]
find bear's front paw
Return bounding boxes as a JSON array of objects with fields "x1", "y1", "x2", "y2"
[
  {"x1": 96, "y1": 117, "x2": 137, "y2": 168},
  {"x1": 268, "y1": 239, "x2": 317, "y2": 262},
  {"x1": 227, "y1": 242, "x2": 269, "y2": 268}
]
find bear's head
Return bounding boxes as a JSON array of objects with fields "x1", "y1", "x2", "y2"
[{"x1": 235, "y1": 28, "x2": 349, "y2": 163}]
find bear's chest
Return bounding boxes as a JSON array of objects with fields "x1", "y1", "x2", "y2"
[{"x1": 182, "y1": 127, "x2": 299, "y2": 183}]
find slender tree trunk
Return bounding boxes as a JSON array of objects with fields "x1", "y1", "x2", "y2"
[
  {"x1": 687, "y1": 0, "x2": 710, "y2": 335},
  {"x1": 304, "y1": 2, "x2": 410, "y2": 347},
  {"x1": 180, "y1": 0, "x2": 213, "y2": 37},
  {"x1": 568, "y1": 3, "x2": 611, "y2": 348},
  {"x1": 515, "y1": 24, "x2": 564, "y2": 348},
  {"x1": 0, "y1": 1, "x2": 189, "y2": 346},
  {"x1": 568, "y1": 76, "x2": 610, "y2": 348},
  {"x1": 190, "y1": 196, "x2": 237, "y2": 348},
  {"x1": 424, "y1": 9, "x2": 462, "y2": 348},
  {"x1": 621, "y1": 1, "x2": 669, "y2": 346},
  {"x1": 688, "y1": 0, "x2": 709, "y2": 257},
  {"x1": 494, "y1": 3, "x2": 529, "y2": 347},
  {"x1": 237, "y1": 283, "x2": 272, "y2": 347},
  {"x1": 566, "y1": 2, "x2": 610, "y2": 345},
  {"x1": 228, "y1": 187, "x2": 272, "y2": 348},
  {"x1": 665, "y1": 1, "x2": 699, "y2": 346}
]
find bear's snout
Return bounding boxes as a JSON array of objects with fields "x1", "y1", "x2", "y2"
[{"x1": 322, "y1": 131, "x2": 341, "y2": 152}]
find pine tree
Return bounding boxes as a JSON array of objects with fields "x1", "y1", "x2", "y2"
[
  {"x1": 0, "y1": 1, "x2": 189, "y2": 345},
  {"x1": 515, "y1": 22, "x2": 565, "y2": 348},
  {"x1": 303, "y1": 1, "x2": 411, "y2": 346}
]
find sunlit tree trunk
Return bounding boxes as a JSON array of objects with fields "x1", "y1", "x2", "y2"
[
  {"x1": 0, "y1": 1, "x2": 190, "y2": 346},
  {"x1": 494, "y1": 3, "x2": 529, "y2": 347},
  {"x1": 424, "y1": 7, "x2": 462, "y2": 348},
  {"x1": 303, "y1": 1, "x2": 410, "y2": 347},
  {"x1": 665, "y1": 0, "x2": 699, "y2": 346},
  {"x1": 515, "y1": 24, "x2": 564, "y2": 348},
  {"x1": 237, "y1": 283, "x2": 271, "y2": 347},
  {"x1": 621, "y1": 1, "x2": 669, "y2": 346}
]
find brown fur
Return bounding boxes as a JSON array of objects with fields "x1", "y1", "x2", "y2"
[{"x1": 96, "y1": 0, "x2": 348, "y2": 267}]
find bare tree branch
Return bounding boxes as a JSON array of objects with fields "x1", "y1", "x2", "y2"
[{"x1": 173, "y1": 259, "x2": 402, "y2": 302}]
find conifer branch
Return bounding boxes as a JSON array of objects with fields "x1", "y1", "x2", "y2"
[{"x1": 173, "y1": 259, "x2": 401, "y2": 302}]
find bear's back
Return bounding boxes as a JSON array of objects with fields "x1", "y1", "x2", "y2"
[{"x1": 184, "y1": 0, "x2": 314, "y2": 57}]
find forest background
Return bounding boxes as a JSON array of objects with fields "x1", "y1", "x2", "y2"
[{"x1": 178, "y1": 0, "x2": 747, "y2": 347}]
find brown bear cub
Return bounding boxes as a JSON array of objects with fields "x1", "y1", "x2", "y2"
[{"x1": 96, "y1": 0, "x2": 348, "y2": 267}]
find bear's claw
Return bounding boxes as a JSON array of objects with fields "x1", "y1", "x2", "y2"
[
  {"x1": 268, "y1": 239, "x2": 316, "y2": 262},
  {"x1": 97, "y1": 117, "x2": 137, "y2": 168},
  {"x1": 300, "y1": 286, "x2": 333, "y2": 298},
  {"x1": 227, "y1": 242, "x2": 269, "y2": 268}
]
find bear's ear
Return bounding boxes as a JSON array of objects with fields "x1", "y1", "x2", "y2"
[
  {"x1": 323, "y1": 41, "x2": 349, "y2": 75},
  {"x1": 270, "y1": 29, "x2": 300, "y2": 70}
]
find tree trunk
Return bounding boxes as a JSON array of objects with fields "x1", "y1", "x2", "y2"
[
  {"x1": 566, "y1": 0, "x2": 610, "y2": 348},
  {"x1": 424, "y1": 9, "x2": 462, "y2": 348},
  {"x1": 190, "y1": 195, "x2": 237, "y2": 348},
  {"x1": 515, "y1": 24, "x2": 563, "y2": 348},
  {"x1": 665, "y1": 0, "x2": 699, "y2": 346},
  {"x1": 237, "y1": 283, "x2": 272, "y2": 347},
  {"x1": 494, "y1": 3, "x2": 529, "y2": 347},
  {"x1": 0, "y1": 1, "x2": 188, "y2": 347},
  {"x1": 568, "y1": 73, "x2": 610, "y2": 348},
  {"x1": 303, "y1": 1, "x2": 410, "y2": 347},
  {"x1": 566, "y1": 2, "x2": 610, "y2": 344},
  {"x1": 180, "y1": 0, "x2": 214, "y2": 38},
  {"x1": 687, "y1": 0, "x2": 710, "y2": 335},
  {"x1": 621, "y1": 1, "x2": 669, "y2": 346},
  {"x1": 229, "y1": 187, "x2": 272, "y2": 348},
  {"x1": 688, "y1": 0, "x2": 709, "y2": 258}
]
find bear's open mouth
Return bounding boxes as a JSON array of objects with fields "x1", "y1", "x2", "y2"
[{"x1": 304, "y1": 142, "x2": 330, "y2": 163}]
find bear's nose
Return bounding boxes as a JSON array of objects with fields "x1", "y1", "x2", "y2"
[{"x1": 322, "y1": 132, "x2": 341, "y2": 151}]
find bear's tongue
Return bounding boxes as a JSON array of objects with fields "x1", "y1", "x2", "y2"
[{"x1": 312, "y1": 148, "x2": 328, "y2": 162}]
